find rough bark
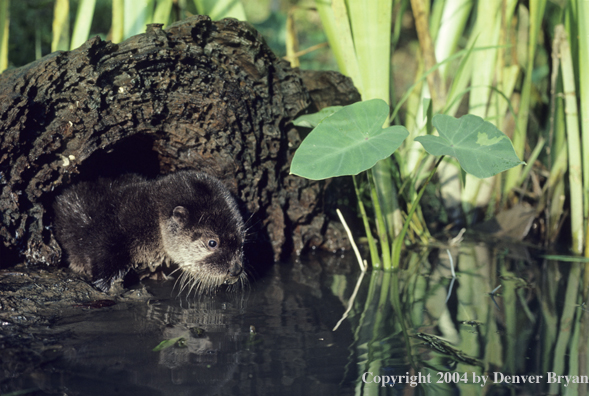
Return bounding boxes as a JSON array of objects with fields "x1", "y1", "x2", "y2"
[{"x1": 0, "y1": 16, "x2": 360, "y2": 266}]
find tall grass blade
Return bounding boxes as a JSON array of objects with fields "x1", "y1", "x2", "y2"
[
  {"x1": 347, "y1": 0, "x2": 392, "y2": 102},
  {"x1": 71, "y1": 0, "x2": 96, "y2": 49},
  {"x1": 468, "y1": 0, "x2": 501, "y2": 119},
  {"x1": 516, "y1": 136, "x2": 544, "y2": 187},
  {"x1": 153, "y1": 0, "x2": 173, "y2": 26},
  {"x1": 0, "y1": 0, "x2": 9, "y2": 72},
  {"x1": 315, "y1": 0, "x2": 361, "y2": 94},
  {"x1": 577, "y1": 0, "x2": 589, "y2": 259},
  {"x1": 392, "y1": 46, "x2": 507, "y2": 123},
  {"x1": 372, "y1": 161, "x2": 403, "y2": 240},
  {"x1": 111, "y1": 0, "x2": 124, "y2": 43},
  {"x1": 558, "y1": 24, "x2": 584, "y2": 254},
  {"x1": 504, "y1": 0, "x2": 548, "y2": 195},
  {"x1": 410, "y1": 0, "x2": 445, "y2": 108},
  {"x1": 434, "y1": 0, "x2": 473, "y2": 80},
  {"x1": 52, "y1": 0, "x2": 70, "y2": 52},
  {"x1": 368, "y1": 173, "x2": 391, "y2": 269},
  {"x1": 285, "y1": 9, "x2": 299, "y2": 68},
  {"x1": 392, "y1": 157, "x2": 443, "y2": 267},
  {"x1": 347, "y1": 0, "x2": 396, "y2": 239},
  {"x1": 353, "y1": 176, "x2": 380, "y2": 268},
  {"x1": 344, "y1": 2, "x2": 399, "y2": 243},
  {"x1": 546, "y1": 31, "x2": 568, "y2": 244},
  {"x1": 194, "y1": 0, "x2": 247, "y2": 21},
  {"x1": 462, "y1": 0, "x2": 517, "y2": 220},
  {"x1": 546, "y1": 145, "x2": 568, "y2": 242},
  {"x1": 124, "y1": 0, "x2": 152, "y2": 40}
]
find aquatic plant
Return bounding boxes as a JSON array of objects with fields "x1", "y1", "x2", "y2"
[{"x1": 291, "y1": 98, "x2": 523, "y2": 269}]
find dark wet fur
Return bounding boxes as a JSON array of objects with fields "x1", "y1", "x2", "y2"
[{"x1": 53, "y1": 170, "x2": 245, "y2": 292}]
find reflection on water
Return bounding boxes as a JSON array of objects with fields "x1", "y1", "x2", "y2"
[
  {"x1": 1, "y1": 242, "x2": 588, "y2": 396},
  {"x1": 352, "y1": 243, "x2": 589, "y2": 396}
]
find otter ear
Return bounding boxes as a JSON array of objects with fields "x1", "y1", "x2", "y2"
[{"x1": 172, "y1": 206, "x2": 189, "y2": 225}]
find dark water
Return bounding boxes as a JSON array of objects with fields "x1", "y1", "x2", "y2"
[{"x1": 1, "y1": 242, "x2": 588, "y2": 395}]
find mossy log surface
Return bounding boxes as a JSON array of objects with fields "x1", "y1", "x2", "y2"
[{"x1": 0, "y1": 16, "x2": 359, "y2": 266}]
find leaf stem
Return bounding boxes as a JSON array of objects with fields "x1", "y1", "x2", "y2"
[
  {"x1": 368, "y1": 172, "x2": 391, "y2": 270},
  {"x1": 391, "y1": 156, "x2": 444, "y2": 267},
  {"x1": 353, "y1": 175, "x2": 380, "y2": 268}
]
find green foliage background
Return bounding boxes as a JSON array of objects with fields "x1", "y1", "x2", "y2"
[{"x1": 4, "y1": 0, "x2": 336, "y2": 71}]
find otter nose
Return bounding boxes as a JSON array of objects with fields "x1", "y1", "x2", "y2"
[{"x1": 229, "y1": 263, "x2": 243, "y2": 277}]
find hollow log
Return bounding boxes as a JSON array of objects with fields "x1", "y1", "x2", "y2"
[{"x1": 0, "y1": 16, "x2": 359, "y2": 266}]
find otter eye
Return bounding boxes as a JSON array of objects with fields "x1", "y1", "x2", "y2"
[{"x1": 207, "y1": 239, "x2": 218, "y2": 249}]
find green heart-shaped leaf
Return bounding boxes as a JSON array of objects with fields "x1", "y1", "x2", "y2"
[
  {"x1": 293, "y1": 106, "x2": 342, "y2": 128},
  {"x1": 415, "y1": 114, "x2": 524, "y2": 179},
  {"x1": 290, "y1": 99, "x2": 409, "y2": 180}
]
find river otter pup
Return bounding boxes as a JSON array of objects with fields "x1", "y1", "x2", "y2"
[{"x1": 53, "y1": 170, "x2": 246, "y2": 294}]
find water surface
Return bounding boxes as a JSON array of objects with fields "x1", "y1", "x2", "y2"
[{"x1": 1, "y1": 242, "x2": 586, "y2": 395}]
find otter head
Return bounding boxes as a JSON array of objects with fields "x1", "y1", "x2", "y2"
[{"x1": 160, "y1": 203, "x2": 246, "y2": 295}]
